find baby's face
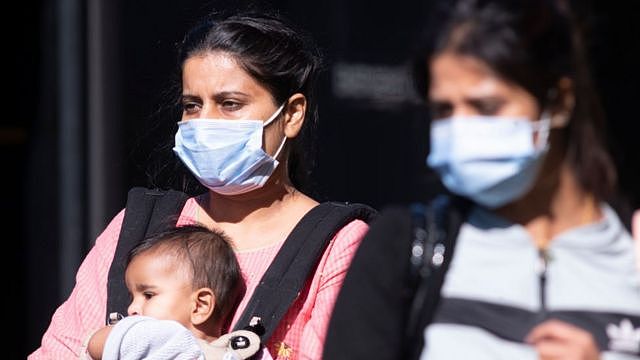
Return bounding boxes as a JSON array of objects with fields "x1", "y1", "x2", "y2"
[{"x1": 125, "y1": 251, "x2": 194, "y2": 328}]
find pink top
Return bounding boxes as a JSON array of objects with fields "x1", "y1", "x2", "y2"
[{"x1": 29, "y1": 197, "x2": 369, "y2": 360}]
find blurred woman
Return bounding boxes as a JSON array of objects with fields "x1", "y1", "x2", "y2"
[{"x1": 325, "y1": 1, "x2": 640, "y2": 359}]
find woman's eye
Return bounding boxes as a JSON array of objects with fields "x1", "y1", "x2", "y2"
[
  {"x1": 221, "y1": 100, "x2": 242, "y2": 111},
  {"x1": 475, "y1": 100, "x2": 503, "y2": 115},
  {"x1": 182, "y1": 102, "x2": 201, "y2": 114},
  {"x1": 429, "y1": 102, "x2": 453, "y2": 119},
  {"x1": 143, "y1": 292, "x2": 154, "y2": 300}
]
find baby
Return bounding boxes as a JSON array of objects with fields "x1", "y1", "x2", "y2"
[{"x1": 84, "y1": 224, "x2": 260, "y2": 360}]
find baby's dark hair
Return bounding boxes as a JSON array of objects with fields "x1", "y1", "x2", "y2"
[{"x1": 127, "y1": 224, "x2": 245, "y2": 326}]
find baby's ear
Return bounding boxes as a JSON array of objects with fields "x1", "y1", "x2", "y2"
[{"x1": 191, "y1": 288, "x2": 215, "y2": 326}]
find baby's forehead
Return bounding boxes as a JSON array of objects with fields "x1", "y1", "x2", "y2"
[
  {"x1": 127, "y1": 247, "x2": 193, "y2": 278},
  {"x1": 136, "y1": 242, "x2": 189, "y2": 263}
]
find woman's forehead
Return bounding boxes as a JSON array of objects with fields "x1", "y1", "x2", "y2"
[
  {"x1": 429, "y1": 54, "x2": 506, "y2": 97},
  {"x1": 181, "y1": 52, "x2": 269, "y2": 97}
]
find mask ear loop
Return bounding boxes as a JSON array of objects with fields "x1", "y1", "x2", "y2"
[
  {"x1": 534, "y1": 86, "x2": 571, "y2": 151},
  {"x1": 263, "y1": 103, "x2": 287, "y2": 159},
  {"x1": 545, "y1": 87, "x2": 572, "y2": 128},
  {"x1": 263, "y1": 104, "x2": 286, "y2": 127},
  {"x1": 271, "y1": 135, "x2": 288, "y2": 160},
  {"x1": 532, "y1": 111, "x2": 552, "y2": 150}
]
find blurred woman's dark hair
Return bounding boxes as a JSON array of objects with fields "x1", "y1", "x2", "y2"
[{"x1": 413, "y1": 0, "x2": 617, "y2": 203}]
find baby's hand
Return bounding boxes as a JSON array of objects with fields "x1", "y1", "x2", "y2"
[{"x1": 87, "y1": 326, "x2": 114, "y2": 360}]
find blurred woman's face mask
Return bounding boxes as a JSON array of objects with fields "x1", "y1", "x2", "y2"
[
  {"x1": 173, "y1": 104, "x2": 286, "y2": 195},
  {"x1": 427, "y1": 114, "x2": 551, "y2": 208}
]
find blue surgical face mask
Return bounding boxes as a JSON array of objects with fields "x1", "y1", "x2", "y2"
[
  {"x1": 173, "y1": 104, "x2": 286, "y2": 195},
  {"x1": 427, "y1": 114, "x2": 551, "y2": 208}
]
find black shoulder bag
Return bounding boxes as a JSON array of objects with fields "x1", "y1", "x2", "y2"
[
  {"x1": 323, "y1": 194, "x2": 468, "y2": 360},
  {"x1": 403, "y1": 195, "x2": 469, "y2": 359}
]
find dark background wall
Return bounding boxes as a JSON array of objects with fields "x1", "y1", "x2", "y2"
[{"x1": 5, "y1": 1, "x2": 639, "y2": 358}]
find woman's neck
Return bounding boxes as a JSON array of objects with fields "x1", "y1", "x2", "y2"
[
  {"x1": 498, "y1": 164, "x2": 601, "y2": 249},
  {"x1": 195, "y1": 165, "x2": 318, "y2": 250},
  {"x1": 197, "y1": 164, "x2": 293, "y2": 220}
]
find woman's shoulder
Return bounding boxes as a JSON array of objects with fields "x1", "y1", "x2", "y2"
[
  {"x1": 317, "y1": 201, "x2": 378, "y2": 241},
  {"x1": 94, "y1": 209, "x2": 127, "y2": 247},
  {"x1": 96, "y1": 191, "x2": 200, "y2": 248},
  {"x1": 334, "y1": 217, "x2": 370, "y2": 238},
  {"x1": 314, "y1": 203, "x2": 414, "y2": 261},
  {"x1": 364, "y1": 197, "x2": 471, "y2": 240}
]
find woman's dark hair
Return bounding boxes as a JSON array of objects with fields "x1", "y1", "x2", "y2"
[
  {"x1": 413, "y1": 0, "x2": 616, "y2": 201},
  {"x1": 128, "y1": 224, "x2": 245, "y2": 327},
  {"x1": 173, "y1": 10, "x2": 323, "y2": 192}
]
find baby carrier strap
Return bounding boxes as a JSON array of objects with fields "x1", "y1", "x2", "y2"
[
  {"x1": 105, "y1": 188, "x2": 377, "y2": 342},
  {"x1": 233, "y1": 201, "x2": 377, "y2": 342},
  {"x1": 105, "y1": 187, "x2": 190, "y2": 323}
]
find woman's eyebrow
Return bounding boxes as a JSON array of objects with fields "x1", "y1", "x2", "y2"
[
  {"x1": 465, "y1": 95, "x2": 505, "y2": 105},
  {"x1": 180, "y1": 94, "x2": 201, "y2": 102},
  {"x1": 212, "y1": 91, "x2": 250, "y2": 100}
]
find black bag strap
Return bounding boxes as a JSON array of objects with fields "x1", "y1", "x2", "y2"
[
  {"x1": 106, "y1": 187, "x2": 190, "y2": 323},
  {"x1": 233, "y1": 201, "x2": 377, "y2": 342},
  {"x1": 403, "y1": 194, "x2": 470, "y2": 360}
]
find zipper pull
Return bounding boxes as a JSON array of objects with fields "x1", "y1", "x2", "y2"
[
  {"x1": 536, "y1": 248, "x2": 549, "y2": 276},
  {"x1": 536, "y1": 248, "x2": 550, "y2": 315}
]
